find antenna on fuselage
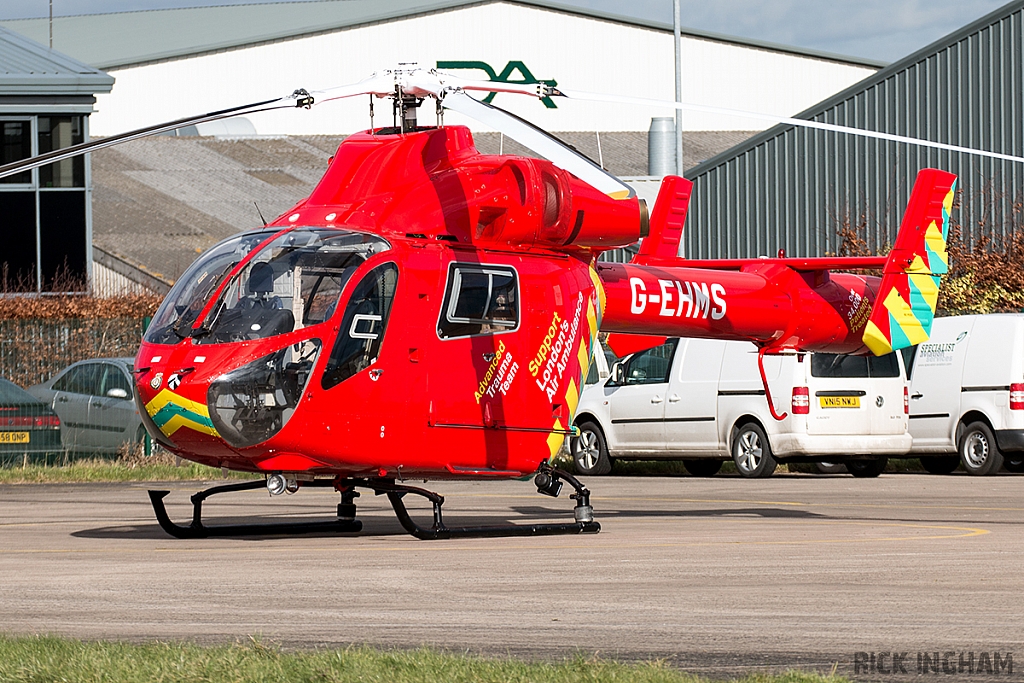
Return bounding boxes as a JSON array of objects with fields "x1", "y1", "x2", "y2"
[{"x1": 254, "y1": 202, "x2": 267, "y2": 227}]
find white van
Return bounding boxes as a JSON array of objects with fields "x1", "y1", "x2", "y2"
[
  {"x1": 905, "y1": 314, "x2": 1024, "y2": 475},
  {"x1": 571, "y1": 337, "x2": 910, "y2": 477}
]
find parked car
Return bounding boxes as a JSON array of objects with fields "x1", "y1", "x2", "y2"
[
  {"x1": 570, "y1": 337, "x2": 910, "y2": 477},
  {"x1": 905, "y1": 314, "x2": 1024, "y2": 475},
  {"x1": 29, "y1": 358, "x2": 145, "y2": 454},
  {"x1": 0, "y1": 377, "x2": 62, "y2": 461}
]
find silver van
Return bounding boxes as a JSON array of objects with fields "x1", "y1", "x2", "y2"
[
  {"x1": 906, "y1": 314, "x2": 1024, "y2": 475},
  {"x1": 572, "y1": 337, "x2": 910, "y2": 477}
]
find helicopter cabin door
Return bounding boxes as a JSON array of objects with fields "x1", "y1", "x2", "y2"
[
  {"x1": 319, "y1": 261, "x2": 409, "y2": 463},
  {"x1": 428, "y1": 260, "x2": 535, "y2": 470}
]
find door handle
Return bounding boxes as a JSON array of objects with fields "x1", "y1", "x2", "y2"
[
  {"x1": 668, "y1": 394, "x2": 681, "y2": 403},
  {"x1": 651, "y1": 396, "x2": 663, "y2": 404},
  {"x1": 57, "y1": 396, "x2": 68, "y2": 403},
  {"x1": 911, "y1": 392, "x2": 923, "y2": 399}
]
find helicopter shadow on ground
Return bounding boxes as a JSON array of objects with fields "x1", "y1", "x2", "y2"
[
  {"x1": 72, "y1": 507, "x2": 626, "y2": 544},
  {"x1": 71, "y1": 520, "x2": 374, "y2": 542},
  {"x1": 70, "y1": 508, "x2": 406, "y2": 541},
  {"x1": 69, "y1": 507, "x2": 595, "y2": 541}
]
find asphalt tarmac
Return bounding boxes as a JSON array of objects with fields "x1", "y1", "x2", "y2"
[{"x1": 1, "y1": 472, "x2": 1021, "y2": 681}]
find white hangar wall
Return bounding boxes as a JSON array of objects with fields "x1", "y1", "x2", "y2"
[{"x1": 90, "y1": 3, "x2": 878, "y2": 136}]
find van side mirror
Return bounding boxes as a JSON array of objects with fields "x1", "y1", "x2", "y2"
[
  {"x1": 608, "y1": 361, "x2": 624, "y2": 386},
  {"x1": 107, "y1": 387, "x2": 130, "y2": 400}
]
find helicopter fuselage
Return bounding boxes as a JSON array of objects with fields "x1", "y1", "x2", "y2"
[
  {"x1": 135, "y1": 237, "x2": 601, "y2": 479},
  {"x1": 134, "y1": 125, "x2": 619, "y2": 479}
]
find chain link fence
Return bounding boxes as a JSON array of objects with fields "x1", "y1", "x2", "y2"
[{"x1": 0, "y1": 318, "x2": 146, "y2": 389}]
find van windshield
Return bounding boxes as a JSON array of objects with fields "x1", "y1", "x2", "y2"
[{"x1": 811, "y1": 352, "x2": 900, "y2": 378}]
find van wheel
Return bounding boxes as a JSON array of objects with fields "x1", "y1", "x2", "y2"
[
  {"x1": 845, "y1": 457, "x2": 888, "y2": 478},
  {"x1": 1004, "y1": 458, "x2": 1024, "y2": 473},
  {"x1": 920, "y1": 456, "x2": 959, "y2": 474},
  {"x1": 571, "y1": 422, "x2": 613, "y2": 476},
  {"x1": 958, "y1": 421, "x2": 1004, "y2": 475},
  {"x1": 731, "y1": 423, "x2": 777, "y2": 478},
  {"x1": 683, "y1": 459, "x2": 723, "y2": 477}
]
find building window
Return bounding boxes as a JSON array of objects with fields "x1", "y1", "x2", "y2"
[
  {"x1": 38, "y1": 117, "x2": 84, "y2": 188},
  {"x1": 1, "y1": 120, "x2": 31, "y2": 185},
  {"x1": 0, "y1": 114, "x2": 89, "y2": 293}
]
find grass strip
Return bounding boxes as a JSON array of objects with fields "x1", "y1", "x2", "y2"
[
  {"x1": 0, "y1": 636, "x2": 849, "y2": 683},
  {"x1": 0, "y1": 460, "x2": 250, "y2": 484},
  {"x1": 0, "y1": 448, "x2": 257, "y2": 484}
]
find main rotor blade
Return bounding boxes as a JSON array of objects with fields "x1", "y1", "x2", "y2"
[
  {"x1": 552, "y1": 88, "x2": 1024, "y2": 165},
  {"x1": 312, "y1": 74, "x2": 402, "y2": 104},
  {"x1": 430, "y1": 71, "x2": 550, "y2": 99},
  {"x1": 441, "y1": 91, "x2": 634, "y2": 199},
  {"x1": 0, "y1": 93, "x2": 310, "y2": 180}
]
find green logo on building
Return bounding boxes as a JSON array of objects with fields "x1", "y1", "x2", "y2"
[{"x1": 436, "y1": 61, "x2": 558, "y2": 109}]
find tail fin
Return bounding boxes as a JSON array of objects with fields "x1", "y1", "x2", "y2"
[
  {"x1": 862, "y1": 169, "x2": 958, "y2": 355},
  {"x1": 636, "y1": 175, "x2": 692, "y2": 259},
  {"x1": 606, "y1": 176, "x2": 692, "y2": 357}
]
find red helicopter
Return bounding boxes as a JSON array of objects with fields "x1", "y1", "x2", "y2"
[{"x1": 0, "y1": 68, "x2": 957, "y2": 540}]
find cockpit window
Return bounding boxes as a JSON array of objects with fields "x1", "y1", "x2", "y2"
[
  {"x1": 144, "y1": 229, "x2": 276, "y2": 345},
  {"x1": 144, "y1": 228, "x2": 390, "y2": 345}
]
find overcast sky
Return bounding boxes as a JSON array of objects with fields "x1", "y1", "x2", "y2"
[{"x1": 0, "y1": 0, "x2": 1011, "y2": 61}]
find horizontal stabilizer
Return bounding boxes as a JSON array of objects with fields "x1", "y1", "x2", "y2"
[
  {"x1": 606, "y1": 333, "x2": 667, "y2": 359},
  {"x1": 862, "y1": 168, "x2": 958, "y2": 355}
]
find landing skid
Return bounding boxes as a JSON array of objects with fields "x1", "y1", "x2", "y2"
[
  {"x1": 147, "y1": 463, "x2": 600, "y2": 540},
  {"x1": 148, "y1": 480, "x2": 362, "y2": 539}
]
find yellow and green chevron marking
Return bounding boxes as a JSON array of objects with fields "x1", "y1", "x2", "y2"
[
  {"x1": 547, "y1": 276, "x2": 603, "y2": 460},
  {"x1": 145, "y1": 388, "x2": 220, "y2": 438},
  {"x1": 863, "y1": 178, "x2": 956, "y2": 356}
]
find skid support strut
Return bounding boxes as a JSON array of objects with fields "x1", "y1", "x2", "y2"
[
  {"x1": 148, "y1": 479, "x2": 362, "y2": 539},
  {"x1": 366, "y1": 463, "x2": 600, "y2": 540},
  {"x1": 148, "y1": 464, "x2": 599, "y2": 540}
]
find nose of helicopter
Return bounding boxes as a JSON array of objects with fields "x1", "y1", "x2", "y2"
[
  {"x1": 136, "y1": 338, "x2": 323, "y2": 453},
  {"x1": 134, "y1": 349, "x2": 223, "y2": 453}
]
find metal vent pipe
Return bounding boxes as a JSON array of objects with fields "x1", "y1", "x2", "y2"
[{"x1": 648, "y1": 117, "x2": 676, "y2": 177}]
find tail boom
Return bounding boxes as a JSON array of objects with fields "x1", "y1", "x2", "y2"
[{"x1": 596, "y1": 261, "x2": 881, "y2": 354}]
